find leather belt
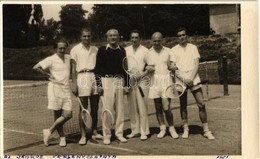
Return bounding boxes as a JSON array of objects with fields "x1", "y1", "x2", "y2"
[{"x1": 78, "y1": 69, "x2": 94, "y2": 73}]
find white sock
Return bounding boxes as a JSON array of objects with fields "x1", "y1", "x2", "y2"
[
  {"x1": 169, "y1": 126, "x2": 176, "y2": 132},
  {"x1": 183, "y1": 123, "x2": 189, "y2": 131},
  {"x1": 202, "y1": 123, "x2": 209, "y2": 132}
]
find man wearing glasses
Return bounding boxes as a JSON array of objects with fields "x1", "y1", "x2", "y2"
[{"x1": 169, "y1": 27, "x2": 215, "y2": 140}]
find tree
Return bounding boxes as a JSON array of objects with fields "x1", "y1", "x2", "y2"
[
  {"x1": 3, "y1": 4, "x2": 32, "y2": 48},
  {"x1": 59, "y1": 5, "x2": 88, "y2": 41},
  {"x1": 3, "y1": 4, "x2": 43, "y2": 48},
  {"x1": 88, "y1": 4, "x2": 210, "y2": 40}
]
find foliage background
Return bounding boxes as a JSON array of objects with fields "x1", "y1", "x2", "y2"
[
  {"x1": 2, "y1": 4, "x2": 240, "y2": 84},
  {"x1": 3, "y1": 34, "x2": 241, "y2": 84}
]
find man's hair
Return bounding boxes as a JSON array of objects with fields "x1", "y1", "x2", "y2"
[
  {"x1": 106, "y1": 28, "x2": 119, "y2": 36},
  {"x1": 177, "y1": 27, "x2": 187, "y2": 33},
  {"x1": 151, "y1": 32, "x2": 163, "y2": 39},
  {"x1": 56, "y1": 37, "x2": 69, "y2": 47},
  {"x1": 81, "y1": 27, "x2": 92, "y2": 35},
  {"x1": 130, "y1": 29, "x2": 142, "y2": 38}
]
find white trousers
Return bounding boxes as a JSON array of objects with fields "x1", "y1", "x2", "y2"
[
  {"x1": 101, "y1": 77, "x2": 125, "y2": 139},
  {"x1": 127, "y1": 82, "x2": 150, "y2": 136}
]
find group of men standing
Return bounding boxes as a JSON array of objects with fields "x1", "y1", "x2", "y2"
[{"x1": 34, "y1": 27, "x2": 215, "y2": 147}]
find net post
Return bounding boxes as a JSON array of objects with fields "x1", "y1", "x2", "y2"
[{"x1": 222, "y1": 56, "x2": 229, "y2": 96}]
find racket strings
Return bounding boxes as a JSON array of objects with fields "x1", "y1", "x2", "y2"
[
  {"x1": 81, "y1": 110, "x2": 92, "y2": 129},
  {"x1": 166, "y1": 84, "x2": 182, "y2": 98},
  {"x1": 103, "y1": 110, "x2": 114, "y2": 130}
]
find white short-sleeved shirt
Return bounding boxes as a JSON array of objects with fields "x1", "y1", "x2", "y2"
[
  {"x1": 170, "y1": 43, "x2": 200, "y2": 72},
  {"x1": 146, "y1": 46, "x2": 172, "y2": 98},
  {"x1": 146, "y1": 46, "x2": 171, "y2": 75},
  {"x1": 70, "y1": 43, "x2": 98, "y2": 72},
  {"x1": 39, "y1": 54, "x2": 70, "y2": 86},
  {"x1": 125, "y1": 44, "x2": 148, "y2": 72}
]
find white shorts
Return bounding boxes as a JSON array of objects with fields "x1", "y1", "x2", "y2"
[
  {"x1": 47, "y1": 82, "x2": 72, "y2": 111},
  {"x1": 77, "y1": 72, "x2": 98, "y2": 96},
  {"x1": 148, "y1": 74, "x2": 172, "y2": 99},
  {"x1": 178, "y1": 70, "x2": 201, "y2": 92}
]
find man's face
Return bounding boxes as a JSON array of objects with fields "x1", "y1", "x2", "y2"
[
  {"x1": 177, "y1": 30, "x2": 188, "y2": 45},
  {"x1": 152, "y1": 34, "x2": 163, "y2": 50},
  {"x1": 81, "y1": 31, "x2": 91, "y2": 46},
  {"x1": 131, "y1": 33, "x2": 141, "y2": 47},
  {"x1": 107, "y1": 30, "x2": 119, "y2": 45},
  {"x1": 57, "y1": 42, "x2": 67, "y2": 54}
]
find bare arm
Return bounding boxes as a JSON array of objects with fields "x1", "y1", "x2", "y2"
[
  {"x1": 70, "y1": 59, "x2": 78, "y2": 96},
  {"x1": 33, "y1": 63, "x2": 50, "y2": 77},
  {"x1": 71, "y1": 59, "x2": 77, "y2": 84}
]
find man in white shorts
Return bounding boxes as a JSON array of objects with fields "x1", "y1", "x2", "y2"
[
  {"x1": 125, "y1": 30, "x2": 150, "y2": 141},
  {"x1": 33, "y1": 39, "x2": 72, "y2": 147},
  {"x1": 145, "y1": 32, "x2": 178, "y2": 139},
  {"x1": 71, "y1": 28, "x2": 103, "y2": 145},
  {"x1": 169, "y1": 27, "x2": 215, "y2": 140}
]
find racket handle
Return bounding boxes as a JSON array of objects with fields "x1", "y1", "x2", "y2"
[
  {"x1": 186, "y1": 80, "x2": 209, "y2": 89},
  {"x1": 138, "y1": 86, "x2": 145, "y2": 97},
  {"x1": 198, "y1": 80, "x2": 209, "y2": 85}
]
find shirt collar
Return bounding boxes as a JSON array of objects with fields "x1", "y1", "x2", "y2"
[
  {"x1": 151, "y1": 46, "x2": 165, "y2": 52},
  {"x1": 132, "y1": 44, "x2": 141, "y2": 51},
  {"x1": 106, "y1": 44, "x2": 121, "y2": 50},
  {"x1": 178, "y1": 43, "x2": 189, "y2": 48},
  {"x1": 80, "y1": 43, "x2": 93, "y2": 53},
  {"x1": 81, "y1": 43, "x2": 92, "y2": 50}
]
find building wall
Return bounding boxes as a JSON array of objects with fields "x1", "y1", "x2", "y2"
[{"x1": 209, "y1": 4, "x2": 239, "y2": 35}]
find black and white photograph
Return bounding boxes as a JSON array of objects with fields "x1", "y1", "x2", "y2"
[{"x1": 0, "y1": 1, "x2": 258, "y2": 158}]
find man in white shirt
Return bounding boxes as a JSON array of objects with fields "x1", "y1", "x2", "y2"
[
  {"x1": 71, "y1": 28, "x2": 102, "y2": 145},
  {"x1": 125, "y1": 30, "x2": 150, "y2": 140},
  {"x1": 146, "y1": 32, "x2": 179, "y2": 139},
  {"x1": 33, "y1": 39, "x2": 72, "y2": 147},
  {"x1": 170, "y1": 27, "x2": 215, "y2": 140}
]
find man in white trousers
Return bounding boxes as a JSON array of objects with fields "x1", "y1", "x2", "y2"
[
  {"x1": 95, "y1": 29, "x2": 129, "y2": 145},
  {"x1": 125, "y1": 30, "x2": 150, "y2": 141}
]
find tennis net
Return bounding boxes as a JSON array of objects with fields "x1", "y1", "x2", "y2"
[{"x1": 4, "y1": 81, "x2": 81, "y2": 152}]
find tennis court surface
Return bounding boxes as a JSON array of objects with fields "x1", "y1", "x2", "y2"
[{"x1": 3, "y1": 81, "x2": 241, "y2": 156}]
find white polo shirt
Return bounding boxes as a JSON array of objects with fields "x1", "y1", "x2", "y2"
[
  {"x1": 170, "y1": 43, "x2": 200, "y2": 72},
  {"x1": 146, "y1": 46, "x2": 171, "y2": 75},
  {"x1": 70, "y1": 43, "x2": 98, "y2": 72},
  {"x1": 125, "y1": 44, "x2": 148, "y2": 72},
  {"x1": 39, "y1": 54, "x2": 70, "y2": 86}
]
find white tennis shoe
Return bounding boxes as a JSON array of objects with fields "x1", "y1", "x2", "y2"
[
  {"x1": 157, "y1": 125, "x2": 166, "y2": 138},
  {"x1": 126, "y1": 133, "x2": 140, "y2": 138},
  {"x1": 43, "y1": 129, "x2": 51, "y2": 146},
  {"x1": 169, "y1": 127, "x2": 179, "y2": 139},
  {"x1": 78, "y1": 136, "x2": 86, "y2": 145},
  {"x1": 140, "y1": 135, "x2": 148, "y2": 141},
  {"x1": 117, "y1": 136, "x2": 127, "y2": 143},
  {"x1": 92, "y1": 133, "x2": 103, "y2": 140},
  {"x1": 182, "y1": 130, "x2": 189, "y2": 139},
  {"x1": 59, "y1": 137, "x2": 66, "y2": 147},
  {"x1": 204, "y1": 131, "x2": 215, "y2": 140},
  {"x1": 103, "y1": 138, "x2": 111, "y2": 145}
]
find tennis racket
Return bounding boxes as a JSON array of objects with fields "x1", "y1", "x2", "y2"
[
  {"x1": 165, "y1": 70, "x2": 208, "y2": 98},
  {"x1": 77, "y1": 97, "x2": 92, "y2": 130},
  {"x1": 122, "y1": 56, "x2": 145, "y2": 97},
  {"x1": 100, "y1": 96, "x2": 115, "y2": 130},
  {"x1": 165, "y1": 70, "x2": 186, "y2": 98}
]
